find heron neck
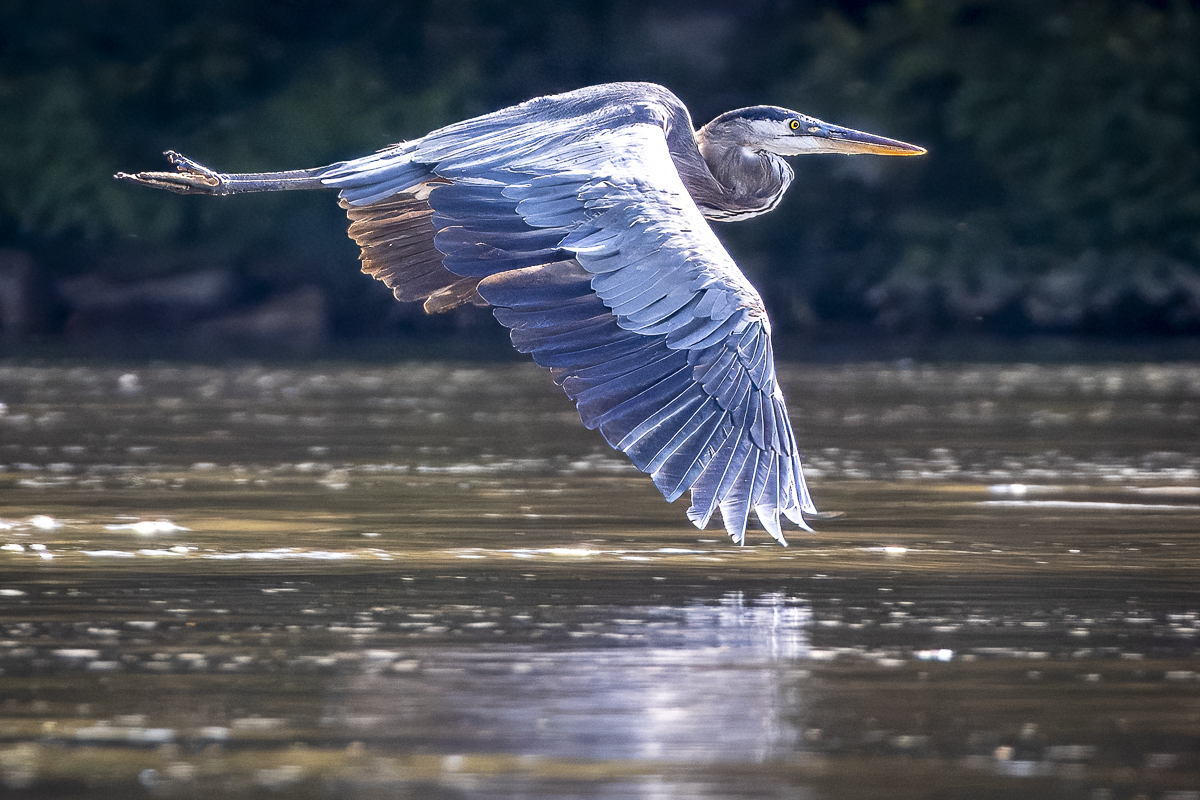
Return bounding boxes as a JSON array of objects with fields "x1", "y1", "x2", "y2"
[{"x1": 683, "y1": 136, "x2": 793, "y2": 222}]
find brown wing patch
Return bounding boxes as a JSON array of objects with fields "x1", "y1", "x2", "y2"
[{"x1": 341, "y1": 187, "x2": 486, "y2": 314}]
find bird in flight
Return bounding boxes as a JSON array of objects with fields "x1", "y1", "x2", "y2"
[{"x1": 117, "y1": 82, "x2": 924, "y2": 545}]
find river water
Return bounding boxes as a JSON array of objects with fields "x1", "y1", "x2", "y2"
[{"x1": 1, "y1": 358, "x2": 1198, "y2": 798}]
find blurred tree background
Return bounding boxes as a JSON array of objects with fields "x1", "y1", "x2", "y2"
[{"x1": 1, "y1": 0, "x2": 1198, "y2": 353}]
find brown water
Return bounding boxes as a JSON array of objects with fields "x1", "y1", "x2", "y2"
[{"x1": 1, "y1": 360, "x2": 1199, "y2": 799}]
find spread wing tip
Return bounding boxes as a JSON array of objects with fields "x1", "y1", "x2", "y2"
[{"x1": 689, "y1": 490, "x2": 814, "y2": 545}]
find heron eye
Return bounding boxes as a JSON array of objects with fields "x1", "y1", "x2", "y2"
[{"x1": 789, "y1": 119, "x2": 800, "y2": 131}]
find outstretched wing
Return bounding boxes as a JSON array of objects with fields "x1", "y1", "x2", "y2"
[{"x1": 321, "y1": 83, "x2": 816, "y2": 543}]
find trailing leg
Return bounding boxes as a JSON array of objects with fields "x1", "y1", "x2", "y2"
[{"x1": 115, "y1": 151, "x2": 331, "y2": 195}]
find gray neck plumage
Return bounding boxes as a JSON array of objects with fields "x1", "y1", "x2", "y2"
[{"x1": 670, "y1": 125, "x2": 794, "y2": 222}]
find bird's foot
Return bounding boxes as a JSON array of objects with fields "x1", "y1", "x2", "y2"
[{"x1": 114, "y1": 151, "x2": 227, "y2": 195}]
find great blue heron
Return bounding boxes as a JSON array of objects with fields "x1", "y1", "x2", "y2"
[{"x1": 117, "y1": 82, "x2": 924, "y2": 545}]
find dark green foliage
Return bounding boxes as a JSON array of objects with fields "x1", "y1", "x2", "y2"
[
  {"x1": 1, "y1": 0, "x2": 1197, "y2": 336},
  {"x1": 763, "y1": 0, "x2": 1200, "y2": 332}
]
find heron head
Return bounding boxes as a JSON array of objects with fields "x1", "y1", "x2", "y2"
[{"x1": 699, "y1": 106, "x2": 926, "y2": 158}]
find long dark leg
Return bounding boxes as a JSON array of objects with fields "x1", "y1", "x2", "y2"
[{"x1": 115, "y1": 151, "x2": 332, "y2": 195}]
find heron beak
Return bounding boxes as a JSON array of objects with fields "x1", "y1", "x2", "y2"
[
  {"x1": 786, "y1": 120, "x2": 926, "y2": 156},
  {"x1": 811, "y1": 121, "x2": 926, "y2": 156}
]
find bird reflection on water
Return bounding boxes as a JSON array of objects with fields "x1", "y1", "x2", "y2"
[{"x1": 332, "y1": 592, "x2": 811, "y2": 764}]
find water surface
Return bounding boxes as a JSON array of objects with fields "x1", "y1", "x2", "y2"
[{"x1": 1, "y1": 360, "x2": 1199, "y2": 798}]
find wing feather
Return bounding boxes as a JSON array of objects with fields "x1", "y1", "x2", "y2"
[
  {"x1": 593, "y1": 367, "x2": 695, "y2": 441},
  {"x1": 618, "y1": 387, "x2": 709, "y2": 452},
  {"x1": 341, "y1": 193, "x2": 486, "y2": 310},
  {"x1": 653, "y1": 408, "x2": 728, "y2": 501},
  {"x1": 643, "y1": 398, "x2": 721, "y2": 477}
]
